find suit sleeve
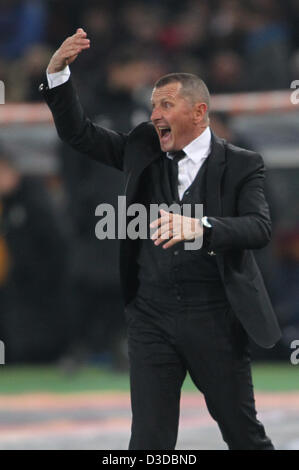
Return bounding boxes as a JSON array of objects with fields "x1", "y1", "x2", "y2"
[
  {"x1": 40, "y1": 76, "x2": 127, "y2": 171},
  {"x1": 206, "y1": 154, "x2": 272, "y2": 251}
]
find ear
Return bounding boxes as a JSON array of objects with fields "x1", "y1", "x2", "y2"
[{"x1": 193, "y1": 102, "x2": 208, "y2": 123}]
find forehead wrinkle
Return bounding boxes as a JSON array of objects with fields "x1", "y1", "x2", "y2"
[{"x1": 151, "y1": 83, "x2": 182, "y2": 104}]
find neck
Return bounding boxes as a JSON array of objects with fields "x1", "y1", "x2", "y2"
[{"x1": 184, "y1": 124, "x2": 209, "y2": 147}]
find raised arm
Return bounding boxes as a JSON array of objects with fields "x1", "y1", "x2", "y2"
[{"x1": 40, "y1": 28, "x2": 127, "y2": 171}]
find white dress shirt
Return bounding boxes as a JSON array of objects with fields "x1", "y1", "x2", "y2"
[{"x1": 167, "y1": 127, "x2": 211, "y2": 200}]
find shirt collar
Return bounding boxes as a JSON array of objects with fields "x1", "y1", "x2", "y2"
[
  {"x1": 166, "y1": 126, "x2": 211, "y2": 163},
  {"x1": 183, "y1": 126, "x2": 211, "y2": 163}
]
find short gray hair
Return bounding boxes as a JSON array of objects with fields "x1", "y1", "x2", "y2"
[{"x1": 154, "y1": 73, "x2": 210, "y2": 114}]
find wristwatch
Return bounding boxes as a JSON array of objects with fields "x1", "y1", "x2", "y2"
[
  {"x1": 201, "y1": 217, "x2": 216, "y2": 256},
  {"x1": 201, "y1": 216, "x2": 212, "y2": 228}
]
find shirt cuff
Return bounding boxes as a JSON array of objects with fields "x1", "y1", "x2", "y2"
[{"x1": 46, "y1": 65, "x2": 71, "y2": 89}]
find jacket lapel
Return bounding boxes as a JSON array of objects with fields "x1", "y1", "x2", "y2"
[
  {"x1": 125, "y1": 127, "x2": 227, "y2": 216},
  {"x1": 125, "y1": 134, "x2": 163, "y2": 205},
  {"x1": 206, "y1": 132, "x2": 226, "y2": 217}
]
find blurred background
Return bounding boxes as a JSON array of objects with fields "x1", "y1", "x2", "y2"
[{"x1": 0, "y1": 0, "x2": 298, "y2": 450}]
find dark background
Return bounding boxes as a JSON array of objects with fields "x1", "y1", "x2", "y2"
[{"x1": 0, "y1": 0, "x2": 298, "y2": 367}]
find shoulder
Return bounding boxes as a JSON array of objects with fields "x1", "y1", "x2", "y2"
[
  {"x1": 225, "y1": 141, "x2": 264, "y2": 168},
  {"x1": 212, "y1": 133, "x2": 265, "y2": 183},
  {"x1": 224, "y1": 143, "x2": 266, "y2": 190},
  {"x1": 127, "y1": 121, "x2": 159, "y2": 149},
  {"x1": 122, "y1": 121, "x2": 160, "y2": 170}
]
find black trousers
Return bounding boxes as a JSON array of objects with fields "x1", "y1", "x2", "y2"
[{"x1": 125, "y1": 289, "x2": 274, "y2": 450}]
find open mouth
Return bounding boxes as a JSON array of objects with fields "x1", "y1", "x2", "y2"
[{"x1": 158, "y1": 126, "x2": 171, "y2": 142}]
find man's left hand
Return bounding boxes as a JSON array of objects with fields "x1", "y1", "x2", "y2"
[{"x1": 150, "y1": 209, "x2": 203, "y2": 249}]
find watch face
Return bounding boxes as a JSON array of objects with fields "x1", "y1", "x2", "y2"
[{"x1": 203, "y1": 217, "x2": 212, "y2": 228}]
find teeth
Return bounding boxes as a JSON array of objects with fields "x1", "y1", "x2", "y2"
[{"x1": 157, "y1": 126, "x2": 171, "y2": 138}]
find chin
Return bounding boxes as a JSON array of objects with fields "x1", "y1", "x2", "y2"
[{"x1": 161, "y1": 142, "x2": 174, "y2": 153}]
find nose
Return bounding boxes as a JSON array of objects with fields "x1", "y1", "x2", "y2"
[{"x1": 151, "y1": 106, "x2": 161, "y2": 122}]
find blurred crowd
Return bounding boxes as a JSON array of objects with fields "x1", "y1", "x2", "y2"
[
  {"x1": 1, "y1": 0, "x2": 299, "y2": 103},
  {"x1": 0, "y1": 0, "x2": 298, "y2": 367}
]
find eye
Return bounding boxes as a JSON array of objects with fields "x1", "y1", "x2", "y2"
[{"x1": 163, "y1": 102, "x2": 172, "y2": 109}]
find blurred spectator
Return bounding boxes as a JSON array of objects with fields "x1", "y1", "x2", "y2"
[
  {"x1": 208, "y1": 51, "x2": 248, "y2": 93},
  {"x1": 271, "y1": 228, "x2": 299, "y2": 345},
  {"x1": 7, "y1": 44, "x2": 53, "y2": 101},
  {"x1": 2, "y1": 0, "x2": 297, "y2": 102},
  {"x1": 84, "y1": 48, "x2": 157, "y2": 129},
  {"x1": 241, "y1": 0, "x2": 290, "y2": 90},
  {"x1": 210, "y1": 111, "x2": 254, "y2": 149},
  {"x1": 70, "y1": 4, "x2": 115, "y2": 91},
  {"x1": 0, "y1": 0, "x2": 47, "y2": 61},
  {"x1": 210, "y1": 0, "x2": 244, "y2": 48},
  {"x1": 287, "y1": 0, "x2": 299, "y2": 49},
  {"x1": 0, "y1": 141, "x2": 69, "y2": 362},
  {"x1": 121, "y1": 2, "x2": 164, "y2": 48}
]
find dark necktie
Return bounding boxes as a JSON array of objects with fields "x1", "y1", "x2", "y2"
[{"x1": 168, "y1": 150, "x2": 186, "y2": 202}]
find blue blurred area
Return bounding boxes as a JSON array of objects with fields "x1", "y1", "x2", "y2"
[{"x1": 0, "y1": 0, "x2": 47, "y2": 60}]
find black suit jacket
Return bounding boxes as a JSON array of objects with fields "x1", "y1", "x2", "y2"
[{"x1": 40, "y1": 77, "x2": 281, "y2": 348}]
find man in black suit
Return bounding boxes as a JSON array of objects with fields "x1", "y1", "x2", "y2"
[{"x1": 40, "y1": 28, "x2": 281, "y2": 449}]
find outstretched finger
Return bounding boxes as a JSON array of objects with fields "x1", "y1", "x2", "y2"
[
  {"x1": 73, "y1": 38, "x2": 90, "y2": 46},
  {"x1": 153, "y1": 229, "x2": 173, "y2": 246},
  {"x1": 162, "y1": 237, "x2": 181, "y2": 249},
  {"x1": 151, "y1": 221, "x2": 173, "y2": 240}
]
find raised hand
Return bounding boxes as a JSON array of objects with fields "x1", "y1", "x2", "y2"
[{"x1": 47, "y1": 28, "x2": 90, "y2": 74}]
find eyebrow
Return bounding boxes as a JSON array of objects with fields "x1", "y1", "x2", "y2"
[{"x1": 151, "y1": 97, "x2": 175, "y2": 106}]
